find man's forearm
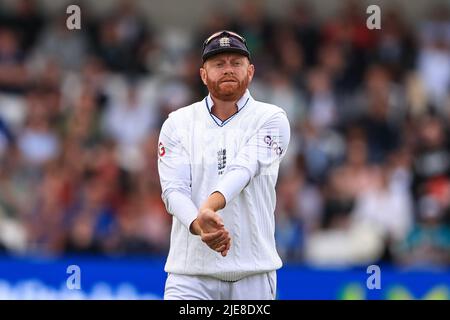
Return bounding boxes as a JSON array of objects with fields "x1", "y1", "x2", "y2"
[{"x1": 200, "y1": 191, "x2": 226, "y2": 212}]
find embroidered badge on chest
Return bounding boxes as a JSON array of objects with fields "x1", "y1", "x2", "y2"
[{"x1": 217, "y1": 148, "x2": 227, "y2": 175}]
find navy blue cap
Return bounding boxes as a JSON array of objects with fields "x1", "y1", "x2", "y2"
[{"x1": 202, "y1": 30, "x2": 250, "y2": 62}]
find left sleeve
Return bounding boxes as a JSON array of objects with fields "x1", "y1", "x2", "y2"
[
  {"x1": 158, "y1": 116, "x2": 198, "y2": 230},
  {"x1": 213, "y1": 111, "x2": 291, "y2": 205}
]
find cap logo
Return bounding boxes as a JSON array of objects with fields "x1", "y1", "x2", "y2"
[{"x1": 219, "y1": 37, "x2": 231, "y2": 47}]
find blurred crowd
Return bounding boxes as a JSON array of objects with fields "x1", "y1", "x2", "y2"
[{"x1": 0, "y1": 0, "x2": 449, "y2": 269}]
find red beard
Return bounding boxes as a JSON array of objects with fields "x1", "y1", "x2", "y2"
[{"x1": 206, "y1": 75, "x2": 249, "y2": 101}]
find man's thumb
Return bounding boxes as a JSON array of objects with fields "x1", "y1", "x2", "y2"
[{"x1": 213, "y1": 215, "x2": 224, "y2": 227}]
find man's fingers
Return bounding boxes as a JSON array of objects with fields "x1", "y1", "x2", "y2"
[
  {"x1": 207, "y1": 231, "x2": 229, "y2": 247},
  {"x1": 210, "y1": 238, "x2": 230, "y2": 252},
  {"x1": 216, "y1": 245, "x2": 226, "y2": 252},
  {"x1": 218, "y1": 238, "x2": 232, "y2": 256},
  {"x1": 199, "y1": 219, "x2": 232, "y2": 256},
  {"x1": 221, "y1": 247, "x2": 229, "y2": 257},
  {"x1": 201, "y1": 229, "x2": 223, "y2": 242},
  {"x1": 213, "y1": 235, "x2": 230, "y2": 249},
  {"x1": 221, "y1": 239, "x2": 232, "y2": 256}
]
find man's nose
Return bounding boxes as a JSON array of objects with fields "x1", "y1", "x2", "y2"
[{"x1": 223, "y1": 63, "x2": 234, "y2": 75}]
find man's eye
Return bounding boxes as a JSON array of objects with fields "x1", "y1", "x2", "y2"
[
  {"x1": 233, "y1": 62, "x2": 241, "y2": 66},
  {"x1": 216, "y1": 63, "x2": 224, "y2": 67}
]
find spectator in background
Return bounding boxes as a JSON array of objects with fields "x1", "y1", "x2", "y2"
[
  {"x1": 351, "y1": 165, "x2": 413, "y2": 262},
  {"x1": 299, "y1": 120, "x2": 345, "y2": 184},
  {"x1": 0, "y1": 117, "x2": 14, "y2": 159},
  {"x1": 64, "y1": 168, "x2": 119, "y2": 255},
  {"x1": 229, "y1": 0, "x2": 275, "y2": 71},
  {"x1": 0, "y1": 28, "x2": 28, "y2": 94},
  {"x1": 306, "y1": 67, "x2": 338, "y2": 130},
  {"x1": 350, "y1": 64, "x2": 406, "y2": 126},
  {"x1": 374, "y1": 9, "x2": 416, "y2": 78},
  {"x1": 275, "y1": 170, "x2": 305, "y2": 262},
  {"x1": 304, "y1": 165, "x2": 385, "y2": 267},
  {"x1": 394, "y1": 195, "x2": 450, "y2": 268},
  {"x1": 412, "y1": 116, "x2": 450, "y2": 202},
  {"x1": 24, "y1": 163, "x2": 68, "y2": 255},
  {"x1": 64, "y1": 89, "x2": 102, "y2": 148},
  {"x1": 64, "y1": 212, "x2": 102, "y2": 254},
  {"x1": 17, "y1": 103, "x2": 60, "y2": 167},
  {"x1": 357, "y1": 66, "x2": 402, "y2": 164},
  {"x1": 262, "y1": 69, "x2": 306, "y2": 126},
  {"x1": 101, "y1": 82, "x2": 157, "y2": 172},
  {"x1": 269, "y1": 23, "x2": 306, "y2": 88},
  {"x1": 114, "y1": 191, "x2": 170, "y2": 255},
  {"x1": 0, "y1": 121, "x2": 27, "y2": 253},
  {"x1": 320, "y1": 0, "x2": 378, "y2": 92},
  {"x1": 92, "y1": 0, "x2": 154, "y2": 76},
  {"x1": 61, "y1": 56, "x2": 111, "y2": 116},
  {"x1": 0, "y1": 0, "x2": 44, "y2": 53},
  {"x1": 31, "y1": 16, "x2": 89, "y2": 71},
  {"x1": 418, "y1": 5, "x2": 450, "y2": 114},
  {"x1": 316, "y1": 42, "x2": 350, "y2": 94},
  {"x1": 288, "y1": 3, "x2": 319, "y2": 67}
]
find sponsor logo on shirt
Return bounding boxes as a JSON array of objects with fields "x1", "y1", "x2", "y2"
[
  {"x1": 264, "y1": 135, "x2": 283, "y2": 156},
  {"x1": 158, "y1": 142, "x2": 166, "y2": 157}
]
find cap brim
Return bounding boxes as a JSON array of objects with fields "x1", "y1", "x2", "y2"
[{"x1": 202, "y1": 48, "x2": 250, "y2": 62}]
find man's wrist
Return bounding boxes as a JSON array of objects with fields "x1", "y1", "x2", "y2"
[
  {"x1": 200, "y1": 191, "x2": 226, "y2": 212},
  {"x1": 189, "y1": 219, "x2": 202, "y2": 235}
]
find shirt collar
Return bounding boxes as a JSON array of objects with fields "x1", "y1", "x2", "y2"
[{"x1": 206, "y1": 89, "x2": 251, "y2": 113}]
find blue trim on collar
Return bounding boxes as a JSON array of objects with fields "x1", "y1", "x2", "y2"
[
  {"x1": 204, "y1": 95, "x2": 250, "y2": 127},
  {"x1": 205, "y1": 97, "x2": 223, "y2": 127},
  {"x1": 206, "y1": 89, "x2": 251, "y2": 113}
]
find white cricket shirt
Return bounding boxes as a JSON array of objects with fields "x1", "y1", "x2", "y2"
[{"x1": 158, "y1": 89, "x2": 291, "y2": 281}]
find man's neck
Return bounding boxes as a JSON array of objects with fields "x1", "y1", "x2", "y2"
[{"x1": 210, "y1": 97, "x2": 238, "y2": 121}]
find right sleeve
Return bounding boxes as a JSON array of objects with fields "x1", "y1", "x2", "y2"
[
  {"x1": 213, "y1": 111, "x2": 291, "y2": 205},
  {"x1": 157, "y1": 116, "x2": 198, "y2": 230}
]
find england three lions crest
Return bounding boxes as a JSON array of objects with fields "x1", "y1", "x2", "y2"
[{"x1": 217, "y1": 148, "x2": 227, "y2": 175}]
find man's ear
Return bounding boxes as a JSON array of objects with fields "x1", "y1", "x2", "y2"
[
  {"x1": 200, "y1": 67, "x2": 207, "y2": 85},
  {"x1": 248, "y1": 63, "x2": 255, "y2": 82}
]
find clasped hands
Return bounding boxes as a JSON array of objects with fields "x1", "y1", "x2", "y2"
[{"x1": 189, "y1": 192, "x2": 231, "y2": 257}]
